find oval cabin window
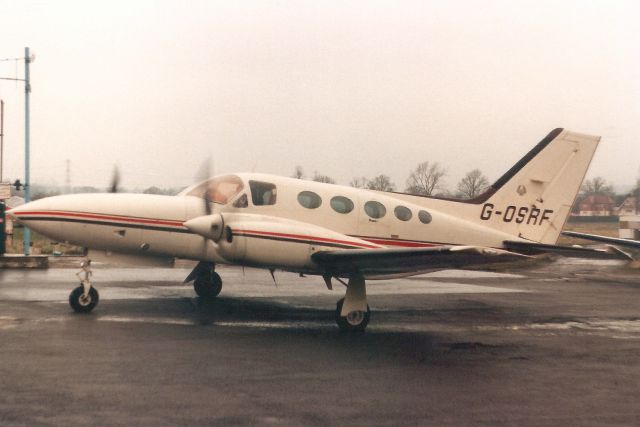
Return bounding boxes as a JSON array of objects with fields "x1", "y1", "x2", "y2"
[
  {"x1": 418, "y1": 210, "x2": 432, "y2": 224},
  {"x1": 330, "y1": 196, "x2": 354, "y2": 214},
  {"x1": 297, "y1": 191, "x2": 322, "y2": 209},
  {"x1": 364, "y1": 201, "x2": 386, "y2": 219},
  {"x1": 394, "y1": 205, "x2": 412, "y2": 221}
]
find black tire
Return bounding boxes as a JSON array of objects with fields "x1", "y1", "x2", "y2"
[
  {"x1": 335, "y1": 298, "x2": 370, "y2": 332},
  {"x1": 69, "y1": 286, "x2": 99, "y2": 313},
  {"x1": 194, "y1": 271, "x2": 222, "y2": 299}
]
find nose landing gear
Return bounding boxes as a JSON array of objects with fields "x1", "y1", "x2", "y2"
[
  {"x1": 70, "y1": 259, "x2": 99, "y2": 313},
  {"x1": 69, "y1": 285, "x2": 100, "y2": 313}
]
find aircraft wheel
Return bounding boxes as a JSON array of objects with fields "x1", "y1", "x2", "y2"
[
  {"x1": 69, "y1": 286, "x2": 99, "y2": 313},
  {"x1": 194, "y1": 272, "x2": 222, "y2": 299},
  {"x1": 335, "y1": 298, "x2": 370, "y2": 332}
]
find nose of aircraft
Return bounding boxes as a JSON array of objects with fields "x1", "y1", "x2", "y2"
[
  {"x1": 5, "y1": 207, "x2": 15, "y2": 220},
  {"x1": 6, "y1": 198, "x2": 50, "y2": 222}
]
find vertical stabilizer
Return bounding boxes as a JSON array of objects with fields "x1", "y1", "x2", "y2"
[{"x1": 473, "y1": 129, "x2": 600, "y2": 244}]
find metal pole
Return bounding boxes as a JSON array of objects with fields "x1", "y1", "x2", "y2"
[{"x1": 23, "y1": 47, "x2": 31, "y2": 256}]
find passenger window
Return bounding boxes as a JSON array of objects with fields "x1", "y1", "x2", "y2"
[
  {"x1": 364, "y1": 201, "x2": 386, "y2": 219},
  {"x1": 330, "y1": 196, "x2": 354, "y2": 214},
  {"x1": 394, "y1": 205, "x2": 412, "y2": 221},
  {"x1": 297, "y1": 191, "x2": 322, "y2": 209},
  {"x1": 232, "y1": 193, "x2": 248, "y2": 208},
  {"x1": 418, "y1": 210, "x2": 432, "y2": 224},
  {"x1": 249, "y1": 181, "x2": 277, "y2": 206}
]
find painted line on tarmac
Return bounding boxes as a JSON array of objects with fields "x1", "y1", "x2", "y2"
[{"x1": 3, "y1": 313, "x2": 639, "y2": 339}]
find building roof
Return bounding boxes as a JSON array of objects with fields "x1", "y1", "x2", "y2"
[
  {"x1": 4, "y1": 196, "x2": 24, "y2": 209},
  {"x1": 579, "y1": 194, "x2": 615, "y2": 205}
]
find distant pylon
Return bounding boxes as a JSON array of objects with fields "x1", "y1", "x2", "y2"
[{"x1": 65, "y1": 159, "x2": 71, "y2": 193}]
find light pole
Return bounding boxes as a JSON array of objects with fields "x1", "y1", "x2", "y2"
[
  {"x1": 0, "y1": 47, "x2": 34, "y2": 255},
  {"x1": 23, "y1": 47, "x2": 31, "y2": 256}
]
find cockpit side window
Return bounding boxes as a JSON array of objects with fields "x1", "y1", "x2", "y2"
[
  {"x1": 249, "y1": 181, "x2": 277, "y2": 206},
  {"x1": 232, "y1": 193, "x2": 248, "y2": 208}
]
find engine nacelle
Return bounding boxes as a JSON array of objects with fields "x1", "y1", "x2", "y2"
[{"x1": 211, "y1": 213, "x2": 380, "y2": 270}]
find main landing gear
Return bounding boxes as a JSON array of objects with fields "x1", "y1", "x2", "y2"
[
  {"x1": 185, "y1": 261, "x2": 222, "y2": 299},
  {"x1": 335, "y1": 275, "x2": 370, "y2": 332}
]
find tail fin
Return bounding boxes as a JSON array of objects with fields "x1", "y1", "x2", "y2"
[{"x1": 475, "y1": 129, "x2": 599, "y2": 244}]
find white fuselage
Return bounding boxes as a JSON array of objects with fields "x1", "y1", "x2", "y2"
[
  {"x1": 10, "y1": 129, "x2": 603, "y2": 275},
  {"x1": 10, "y1": 173, "x2": 521, "y2": 273}
]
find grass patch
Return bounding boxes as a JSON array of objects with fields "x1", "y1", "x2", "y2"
[
  {"x1": 4, "y1": 226, "x2": 85, "y2": 255},
  {"x1": 558, "y1": 219, "x2": 619, "y2": 246}
]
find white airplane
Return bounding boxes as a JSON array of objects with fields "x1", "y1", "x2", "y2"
[{"x1": 8, "y1": 128, "x2": 627, "y2": 331}]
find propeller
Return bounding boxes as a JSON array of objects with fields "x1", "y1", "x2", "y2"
[
  {"x1": 185, "y1": 156, "x2": 227, "y2": 260},
  {"x1": 109, "y1": 166, "x2": 121, "y2": 193},
  {"x1": 195, "y1": 157, "x2": 212, "y2": 215}
]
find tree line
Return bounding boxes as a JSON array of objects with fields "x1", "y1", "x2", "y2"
[
  {"x1": 576, "y1": 175, "x2": 640, "y2": 209},
  {"x1": 22, "y1": 167, "x2": 640, "y2": 205},
  {"x1": 295, "y1": 166, "x2": 640, "y2": 205},
  {"x1": 292, "y1": 163, "x2": 490, "y2": 199}
]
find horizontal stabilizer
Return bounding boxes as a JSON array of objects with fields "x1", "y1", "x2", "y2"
[
  {"x1": 503, "y1": 240, "x2": 632, "y2": 260},
  {"x1": 562, "y1": 231, "x2": 640, "y2": 249}
]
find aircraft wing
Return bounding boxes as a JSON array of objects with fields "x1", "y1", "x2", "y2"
[
  {"x1": 311, "y1": 245, "x2": 527, "y2": 279},
  {"x1": 561, "y1": 231, "x2": 640, "y2": 250}
]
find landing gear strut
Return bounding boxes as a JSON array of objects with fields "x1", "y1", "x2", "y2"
[
  {"x1": 335, "y1": 275, "x2": 370, "y2": 332},
  {"x1": 186, "y1": 261, "x2": 223, "y2": 299},
  {"x1": 70, "y1": 259, "x2": 99, "y2": 313}
]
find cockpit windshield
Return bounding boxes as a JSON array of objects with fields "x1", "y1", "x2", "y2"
[{"x1": 186, "y1": 175, "x2": 244, "y2": 205}]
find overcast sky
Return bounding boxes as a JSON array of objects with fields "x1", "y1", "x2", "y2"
[{"x1": 1, "y1": 0, "x2": 639, "y2": 192}]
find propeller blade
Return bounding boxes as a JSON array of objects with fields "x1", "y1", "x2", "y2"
[
  {"x1": 195, "y1": 156, "x2": 212, "y2": 183},
  {"x1": 109, "y1": 166, "x2": 121, "y2": 193},
  {"x1": 195, "y1": 157, "x2": 213, "y2": 215}
]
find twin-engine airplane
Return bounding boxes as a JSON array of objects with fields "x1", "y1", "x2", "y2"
[{"x1": 8, "y1": 128, "x2": 628, "y2": 332}]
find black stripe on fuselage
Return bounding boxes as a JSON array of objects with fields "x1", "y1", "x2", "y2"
[
  {"x1": 22, "y1": 216, "x2": 439, "y2": 250},
  {"x1": 19, "y1": 217, "x2": 193, "y2": 234},
  {"x1": 233, "y1": 232, "x2": 363, "y2": 250}
]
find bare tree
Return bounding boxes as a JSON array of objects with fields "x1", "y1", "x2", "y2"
[
  {"x1": 581, "y1": 176, "x2": 614, "y2": 196},
  {"x1": 312, "y1": 171, "x2": 335, "y2": 184},
  {"x1": 632, "y1": 173, "x2": 640, "y2": 213},
  {"x1": 349, "y1": 176, "x2": 368, "y2": 188},
  {"x1": 405, "y1": 161, "x2": 447, "y2": 196},
  {"x1": 142, "y1": 186, "x2": 179, "y2": 195},
  {"x1": 457, "y1": 169, "x2": 489, "y2": 199},
  {"x1": 367, "y1": 175, "x2": 395, "y2": 192},
  {"x1": 292, "y1": 165, "x2": 305, "y2": 179}
]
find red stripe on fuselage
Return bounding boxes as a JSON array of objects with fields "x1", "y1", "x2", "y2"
[
  {"x1": 14, "y1": 211, "x2": 185, "y2": 228},
  {"x1": 233, "y1": 229, "x2": 381, "y2": 249},
  {"x1": 17, "y1": 211, "x2": 444, "y2": 249}
]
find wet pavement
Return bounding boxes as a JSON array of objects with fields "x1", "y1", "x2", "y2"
[{"x1": 1, "y1": 259, "x2": 639, "y2": 426}]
